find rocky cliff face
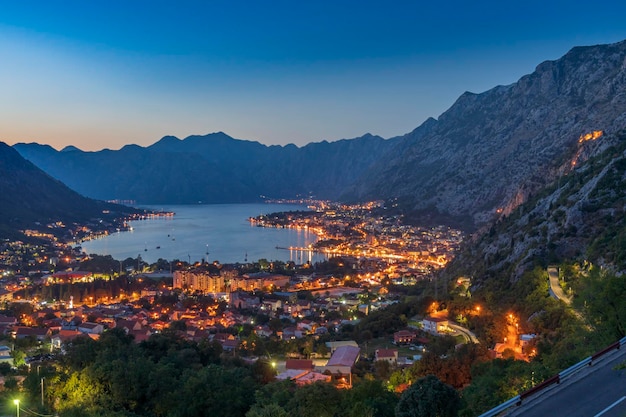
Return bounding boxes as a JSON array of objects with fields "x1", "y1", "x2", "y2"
[
  {"x1": 350, "y1": 40, "x2": 626, "y2": 228},
  {"x1": 442, "y1": 128, "x2": 626, "y2": 283}
]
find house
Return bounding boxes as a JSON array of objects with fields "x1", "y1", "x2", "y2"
[
  {"x1": 297, "y1": 320, "x2": 315, "y2": 333},
  {"x1": 520, "y1": 334, "x2": 537, "y2": 354},
  {"x1": 78, "y1": 322, "x2": 104, "y2": 335},
  {"x1": 50, "y1": 329, "x2": 83, "y2": 349},
  {"x1": 0, "y1": 315, "x2": 17, "y2": 327},
  {"x1": 254, "y1": 325, "x2": 273, "y2": 338},
  {"x1": 14, "y1": 327, "x2": 50, "y2": 341},
  {"x1": 229, "y1": 292, "x2": 261, "y2": 309},
  {"x1": 282, "y1": 326, "x2": 304, "y2": 340},
  {"x1": 115, "y1": 319, "x2": 143, "y2": 333},
  {"x1": 325, "y1": 345, "x2": 360, "y2": 374},
  {"x1": 422, "y1": 316, "x2": 449, "y2": 334},
  {"x1": 394, "y1": 329, "x2": 417, "y2": 345},
  {"x1": 220, "y1": 339, "x2": 239, "y2": 352},
  {"x1": 0, "y1": 346, "x2": 11, "y2": 364},
  {"x1": 261, "y1": 298, "x2": 282, "y2": 312},
  {"x1": 276, "y1": 369, "x2": 331, "y2": 386},
  {"x1": 324, "y1": 345, "x2": 360, "y2": 389},
  {"x1": 129, "y1": 329, "x2": 151, "y2": 343},
  {"x1": 375, "y1": 349, "x2": 398, "y2": 364}
]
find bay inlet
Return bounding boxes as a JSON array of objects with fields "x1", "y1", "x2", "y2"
[{"x1": 79, "y1": 203, "x2": 323, "y2": 264}]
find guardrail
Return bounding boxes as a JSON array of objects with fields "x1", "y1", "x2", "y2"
[
  {"x1": 478, "y1": 395, "x2": 521, "y2": 417},
  {"x1": 558, "y1": 356, "x2": 591, "y2": 379},
  {"x1": 519, "y1": 375, "x2": 559, "y2": 400},
  {"x1": 478, "y1": 335, "x2": 625, "y2": 417}
]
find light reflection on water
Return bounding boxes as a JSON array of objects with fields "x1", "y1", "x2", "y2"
[{"x1": 79, "y1": 204, "x2": 324, "y2": 264}]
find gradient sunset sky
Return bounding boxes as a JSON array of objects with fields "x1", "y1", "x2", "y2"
[{"x1": 1, "y1": 1, "x2": 625, "y2": 151}]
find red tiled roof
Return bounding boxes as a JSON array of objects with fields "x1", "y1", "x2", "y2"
[
  {"x1": 375, "y1": 349, "x2": 397, "y2": 358},
  {"x1": 285, "y1": 359, "x2": 314, "y2": 370}
]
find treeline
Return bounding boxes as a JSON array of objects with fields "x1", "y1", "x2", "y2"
[{"x1": 5, "y1": 328, "x2": 463, "y2": 417}]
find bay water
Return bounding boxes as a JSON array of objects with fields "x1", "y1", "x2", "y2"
[{"x1": 79, "y1": 204, "x2": 321, "y2": 265}]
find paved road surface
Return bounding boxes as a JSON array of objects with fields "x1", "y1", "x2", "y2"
[
  {"x1": 548, "y1": 266, "x2": 572, "y2": 305},
  {"x1": 448, "y1": 323, "x2": 480, "y2": 344},
  {"x1": 508, "y1": 347, "x2": 626, "y2": 417}
]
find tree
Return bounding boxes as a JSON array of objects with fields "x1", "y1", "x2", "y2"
[
  {"x1": 395, "y1": 375, "x2": 460, "y2": 417},
  {"x1": 344, "y1": 379, "x2": 398, "y2": 417},
  {"x1": 285, "y1": 382, "x2": 342, "y2": 417},
  {"x1": 246, "y1": 403, "x2": 289, "y2": 417}
]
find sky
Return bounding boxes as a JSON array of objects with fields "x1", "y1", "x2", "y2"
[{"x1": 1, "y1": 1, "x2": 625, "y2": 151}]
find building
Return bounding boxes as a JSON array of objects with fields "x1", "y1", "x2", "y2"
[
  {"x1": 0, "y1": 346, "x2": 11, "y2": 364},
  {"x1": 14, "y1": 327, "x2": 51, "y2": 341},
  {"x1": 77, "y1": 322, "x2": 104, "y2": 335},
  {"x1": 230, "y1": 272, "x2": 290, "y2": 292},
  {"x1": 173, "y1": 270, "x2": 226, "y2": 293},
  {"x1": 324, "y1": 345, "x2": 360, "y2": 388},
  {"x1": 422, "y1": 316, "x2": 449, "y2": 334},
  {"x1": 394, "y1": 329, "x2": 417, "y2": 345},
  {"x1": 375, "y1": 349, "x2": 398, "y2": 364}
]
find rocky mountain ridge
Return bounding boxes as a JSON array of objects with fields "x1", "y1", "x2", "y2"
[
  {"x1": 13, "y1": 39, "x2": 626, "y2": 231},
  {"x1": 14, "y1": 132, "x2": 399, "y2": 205},
  {"x1": 349, "y1": 40, "x2": 626, "y2": 228}
]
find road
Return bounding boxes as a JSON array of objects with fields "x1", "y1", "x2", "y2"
[
  {"x1": 448, "y1": 323, "x2": 480, "y2": 344},
  {"x1": 548, "y1": 266, "x2": 572, "y2": 305},
  {"x1": 508, "y1": 347, "x2": 626, "y2": 417}
]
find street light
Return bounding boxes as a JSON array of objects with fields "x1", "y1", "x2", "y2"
[{"x1": 13, "y1": 399, "x2": 19, "y2": 417}]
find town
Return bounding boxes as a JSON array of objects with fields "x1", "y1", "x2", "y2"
[{"x1": 0, "y1": 200, "x2": 540, "y2": 402}]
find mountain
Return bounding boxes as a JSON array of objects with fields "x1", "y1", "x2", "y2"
[
  {"x1": 13, "y1": 40, "x2": 626, "y2": 231},
  {"x1": 14, "y1": 132, "x2": 398, "y2": 205},
  {"x1": 442, "y1": 128, "x2": 626, "y2": 284},
  {"x1": 0, "y1": 142, "x2": 140, "y2": 241},
  {"x1": 348, "y1": 40, "x2": 626, "y2": 228}
]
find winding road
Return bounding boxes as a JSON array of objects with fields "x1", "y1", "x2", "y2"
[{"x1": 548, "y1": 266, "x2": 572, "y2": 304}]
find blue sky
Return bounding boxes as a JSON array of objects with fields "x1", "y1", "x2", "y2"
[{"x1": 1, "y1": 1, "x2": 625, "y2": 151}]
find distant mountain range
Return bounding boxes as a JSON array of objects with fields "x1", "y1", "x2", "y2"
[
  {"x1": 0, "y1": 143, "x2": 140, "y2": 241},
  {"x1": 13, "y1": 39, "x2": 626, "y2": 231},
  {"x1": 15, "y1": 132, "x2": 399, "y2": 205}
]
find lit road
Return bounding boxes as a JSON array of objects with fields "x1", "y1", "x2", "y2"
[
  {"x1": 448, "y1": 323, "x2": 480, "y2": 344},
  {"x1": 508, "y1": 347, "x2": 626, "y2": 417},
  {"x1": 548, "y1": 266, "x2": 572, "y2": 305}
]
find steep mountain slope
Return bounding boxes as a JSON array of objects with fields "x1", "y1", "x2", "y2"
[
  {"x1": 13, "y1": 39, "x2": 626, "y2": 230},
  {"x1": 350, "y1": 40, "x2": 626, "y2": 228},
  {"x1": 443, "y1": 128, "x2": 626, "y2": 284},
  {"x1": 0, "y1": 142, "x2": 139, "y2": 240},
  {"x1": 15, "y1": 132, "x2": 397, "y2": 204}
]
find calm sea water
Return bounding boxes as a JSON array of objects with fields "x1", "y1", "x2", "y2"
[{"x1": 79, "y1": 204, "x2": 321, "y2": 264}]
